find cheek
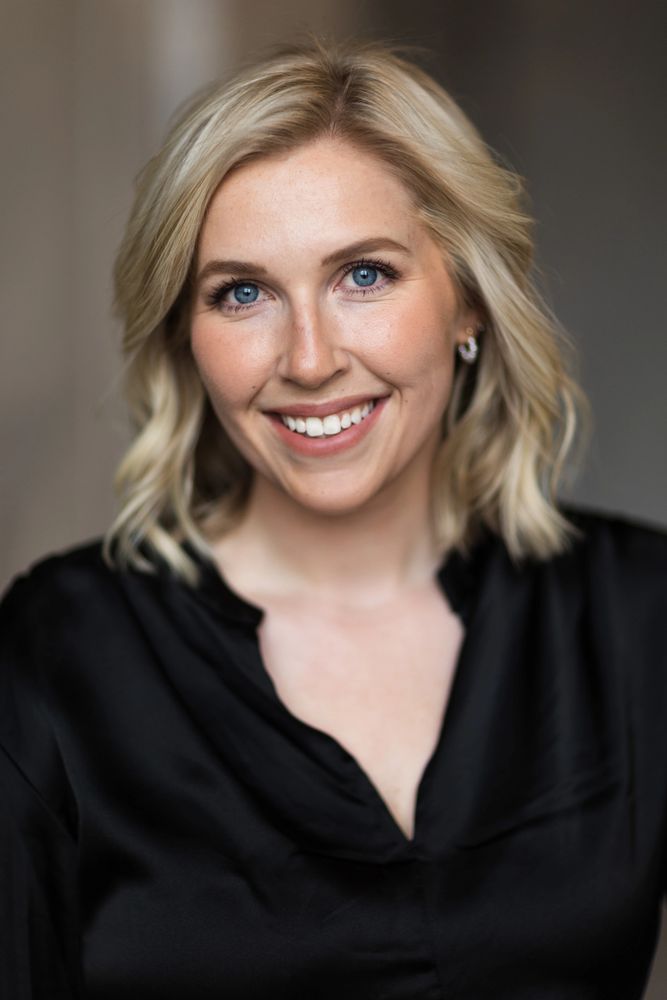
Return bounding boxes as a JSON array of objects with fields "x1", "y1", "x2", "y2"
[
  {"x1": 190, "y1": 320, "x2": 269, "y2": 410},
  {"x1": 367, "y1": 299, "x2": 456, "y2": 393}
]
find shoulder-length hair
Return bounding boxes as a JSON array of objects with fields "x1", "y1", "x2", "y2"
[{"x1": 104, "y1": 36, "x2": 586, "y2": 583}]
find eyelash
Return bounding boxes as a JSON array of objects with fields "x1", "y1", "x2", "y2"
[{"x1": 204, "y1": 257, "x2": 401, "y2": 314}]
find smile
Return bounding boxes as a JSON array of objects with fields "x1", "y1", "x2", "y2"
[
  {"x1": 281, "y1": 400, "x2": 376, "y2": 438},
  {"x1": 265, "y1": 395, "x2": 390, "y2": 457}
]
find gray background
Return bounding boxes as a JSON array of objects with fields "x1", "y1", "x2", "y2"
[{"x1": 1, "y1": 1, "x2": 665, "y2": 993}]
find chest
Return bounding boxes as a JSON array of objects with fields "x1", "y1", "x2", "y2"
[{"x1": 256, "y1": 587, "x2": 464, "y2": 840}]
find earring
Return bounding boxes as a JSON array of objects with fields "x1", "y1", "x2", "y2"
[{"x1": 457, "y1": 327, "x2": 480, "y2": 365}]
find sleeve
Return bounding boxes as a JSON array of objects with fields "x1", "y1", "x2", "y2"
[{"x1": 0, "y1": 572, "x2": 84, "y2": 999}]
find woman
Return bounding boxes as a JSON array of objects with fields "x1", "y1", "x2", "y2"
[{"x1": 2, "y1": 36, "x2": 666, "y2": 1000}]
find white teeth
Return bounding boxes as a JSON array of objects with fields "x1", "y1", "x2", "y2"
[
  {"x1": 305, "y1": 417, "x2": 324, "y2": 437},
  {"x1": 322, "y1": 414, "x2": 341, "y2": 435},
  {"x1": 280, "y1": 399, "x2": 377, "y2": 437}
]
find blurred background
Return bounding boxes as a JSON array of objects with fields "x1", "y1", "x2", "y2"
[{"x1": 1, "y1": 0, "x2": 666, "y2": 990}]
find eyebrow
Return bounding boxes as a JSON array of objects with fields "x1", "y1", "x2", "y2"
[
  {"x1": 196, "y1": 237, "x2": 411, "y2": 286},
  {"x1": 321, "y1": 237, "x2": 411, "y2": 267}
]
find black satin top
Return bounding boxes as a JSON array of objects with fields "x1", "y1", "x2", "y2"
[{"x1": 2, "y1": 507, "x2": 667, "y2": 999}]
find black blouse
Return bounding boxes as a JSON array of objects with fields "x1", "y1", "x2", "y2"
[{"x1": 1, "y1": 507, "x2": 667, "y2": 999}]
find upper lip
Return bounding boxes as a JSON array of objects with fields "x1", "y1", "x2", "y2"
[{"x1": 267, "y1": 394, "x2": 388, "y2": 418}]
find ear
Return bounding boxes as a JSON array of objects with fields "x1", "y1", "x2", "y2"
[{"x1": 455, "y1": 308, "x2": 485, "y2": 349}]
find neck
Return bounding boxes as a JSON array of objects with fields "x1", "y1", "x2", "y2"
[{"x1": 211, "y1": 454, "x2": 444, "y2": 610}]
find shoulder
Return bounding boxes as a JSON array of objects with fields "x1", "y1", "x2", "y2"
[
  {"x1": 563, "y1": 502, "x2": 667, "y2": 550},
  {"x1": 478, "y1": 504, "x2": 667, "y2": 632},
  {"x1": 0, "y1": 537, "x2": 122, "y2": 673},
  {"x1": 480, "y1": 503, "x2": 667, "y2": 589},
  {"x1": 560, "y1": 503, "x2": 667, "y2": 587},
  {"x1": 3, "y1": 537, "x2": 111, "y2": 603},
  {"x1": 2, "y1": 537, "x2": 167, "y2": 631},
  {"x1": 1, "y1": 539, "x2": 122, "y2": 642},
  {"x1": 0, "y1": 540, "x2": 173, "y2": 821},
  {"x1": 0, "y1": 540, "x2": 174, "y2": 695},
  {"x1": 533, "y1": 504, "x2": 667, "y2": 638}
]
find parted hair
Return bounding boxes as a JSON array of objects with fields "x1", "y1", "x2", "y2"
[{"x1": 104, "y1": 35, "x2": 586, "y2": 583}]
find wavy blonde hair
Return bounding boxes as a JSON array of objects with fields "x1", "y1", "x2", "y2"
[{"x1": 105, "y1": 35, "x2": 586, "y2": 583}]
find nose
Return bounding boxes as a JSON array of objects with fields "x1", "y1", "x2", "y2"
[{"x1": 277, "y1": 302, "x2": 348, "y2": 388}]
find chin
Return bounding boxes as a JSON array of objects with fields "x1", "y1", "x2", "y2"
[{"x1": 284, "y1": 482, "x2": 383, "y2": 517}]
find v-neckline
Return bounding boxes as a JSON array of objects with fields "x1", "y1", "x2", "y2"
[
  {"x1": 262, "y1": 600, "x2": 477, "y2": 851},
  {"x1": 183, "y1": 535, "x2": 489, "y2": 855}
]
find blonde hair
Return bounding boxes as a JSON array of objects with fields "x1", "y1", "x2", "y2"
[{"x1": 105, "y1": 35, "x2": 587, "y2": 583}]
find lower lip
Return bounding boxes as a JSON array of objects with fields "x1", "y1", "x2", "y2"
[{"x1": 265, "y1": 397, "x2": 390, "y2": 457}]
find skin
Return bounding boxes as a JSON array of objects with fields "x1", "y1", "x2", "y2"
[{"x1": 190, "y1": 137, "x2": 479, "y2": 609}]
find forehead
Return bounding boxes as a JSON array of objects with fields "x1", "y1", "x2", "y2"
[{"x1": 198, "y1": 138, "x2": 422, "y2": 259}]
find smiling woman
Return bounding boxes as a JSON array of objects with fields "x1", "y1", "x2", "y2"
[
  {"x1": 107, "y1": 36, "x2": 582, "y2": 581},
  {"x1": 189, "y1": 138, "x2": 474, "y2": 508},
  {"x1": 2, "y1": 35, "x2": 667, "y2": 1000}
]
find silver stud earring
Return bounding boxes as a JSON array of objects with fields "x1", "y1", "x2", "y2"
[{"x1": 457, "y1": 327, "x2": 480, "y2": 365}]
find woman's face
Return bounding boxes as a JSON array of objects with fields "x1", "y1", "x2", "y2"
[{"x1": 190, "y1": 137, "x2": 477, "y2": 516}]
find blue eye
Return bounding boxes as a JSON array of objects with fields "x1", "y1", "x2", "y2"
[
  {"x1": 233, "y1": 283, "x2": 259, "y2": 304},
  {"x1": 351, "y1": 265, "x2": 378, "y2": 287}
]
